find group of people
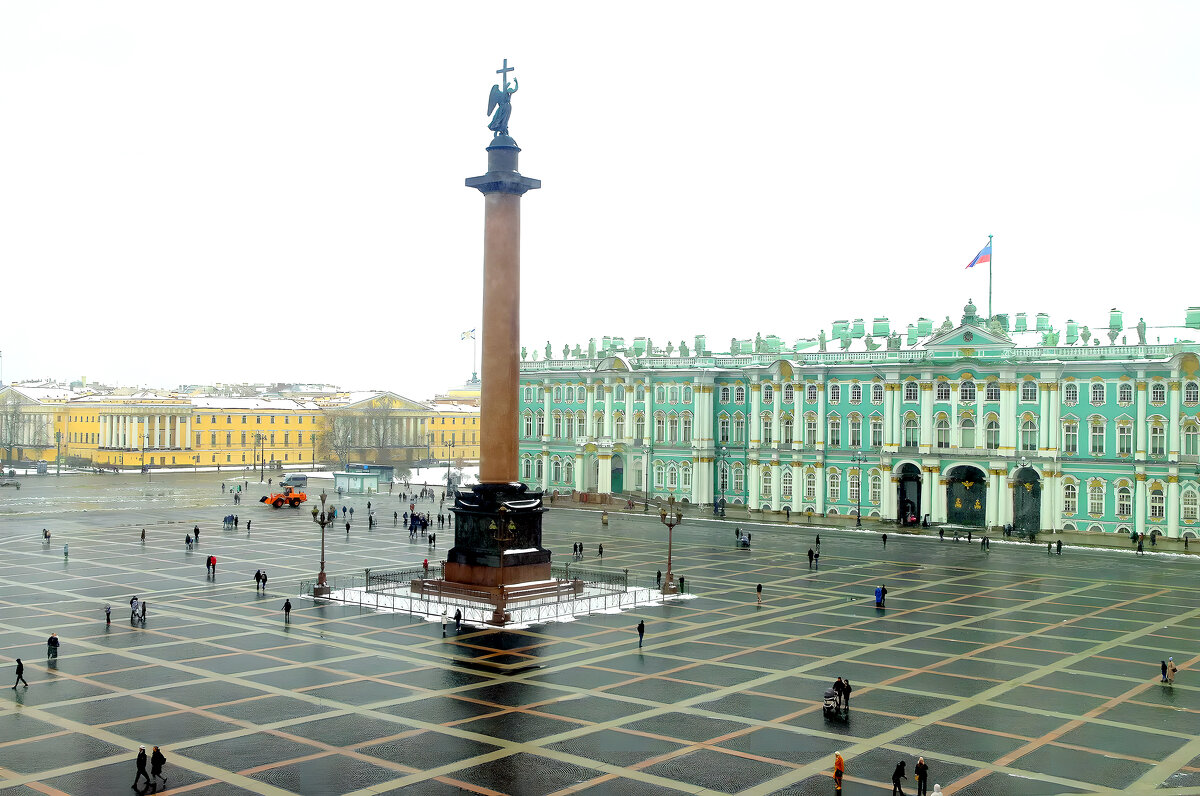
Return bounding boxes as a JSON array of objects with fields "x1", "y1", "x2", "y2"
[
  {"x1": 833, "y1": 753, "x2": 934, "y2": 795},
  {"x1": 131, "y1": 744, "x2": 168, "y2": 790},
  {"x1": 221, "y1": 513, "x2": 240, "y2": 529},
  {"x1": 253, "y1": 569, "x2": 269, "y2": 592}
]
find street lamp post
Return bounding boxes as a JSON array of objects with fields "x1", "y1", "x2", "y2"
[
  {"x1": 445, "y1": 438, "x2": 456, "y2": 492},
  {"x1": 715, "y1": 445, "x2": 729, "y2": 517},
  {"x1": 255, "y1": 433, "x2": 266, "y2": 482},
  {"x1": 850, "y1": 450, "x2": 866, "y2": 527},
  {"x1": 659, "y1": 495, "x2": 683, "y2": 594},
  {"x1": 312, "y1": 489, "x2": 333, "y2": 597},
  {"x1": 55, "y1": 431, "x2": 61, "y2": 477},
  {"x1": 427, "y1": 432, "x2": 434, "y2": 465}
]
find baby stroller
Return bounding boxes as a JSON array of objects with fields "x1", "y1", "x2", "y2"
[{"x1": 822, "y1": 688, "x2": 840, "y2": 717}]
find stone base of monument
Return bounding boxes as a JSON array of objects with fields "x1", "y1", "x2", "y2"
[{"x1": 410, "y1": 574, "x2": 585, "y2": 626}]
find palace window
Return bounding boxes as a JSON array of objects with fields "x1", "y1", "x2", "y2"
[
  {"x1": 1117, "y1": 486, "x2": 1132, "y2": 516},
  {"x1": 1091, "y1": 383, "x2": 1106, "y2": 405},
  {"x1": 806, "y1": 383, "x2": 818, "y2": 403},
  {"x1": 828, "y1": 416, "x2": 841, "y2": 448},
  {"x1": 521, "y1": 457, "x2": 532, "y2": 479},
  {"x1": 1021, "y1": 420, "x2": 1037, "y2": 452},
  {"x1": 1063, "y1": 483, "x2": 1077, "y2": 514},
  {"x1": 783, "y1": 384, "x2": 794, "y2": 403},
  {"x1": 761, "y1": 414, "x2": 772, "y2": 444},
  {"x1": 1021, "y1": 381, "x2": 1038, "y2": 402},
  {"x1": 668, "y1": 387, "x2": 679, "y2": 404},
  {"x1": 805, "y1": 471, "x2": 817, "y2": 499},
  {"x1": 683, "y1": 386, "x2": 693, "y2": 403},
  {"x1": 936, "y1": 419, "x2": 950, "y2": 449},
  {"x1": 553, "y1": 386, "x2": 562, "y2": 402},
  {"x1": 1119, "y1": 383, "x2": 1133, "y2": 403},
  {"x1": 241, "y1": 415, "x2": 247, "y2": 424},
  {"x1": 536, "y1": 411, "x2": 545, "y2": 437},
  {"x1": 734, "y1": 415, "x2": 746, "y2": 443},
  {"x1": 616, "y1": 385, "x2": 626, "y2": 401},
  {"x1": 566, "y1": 386, "x2": 574, "y2": 402},
  {"x1": 733, "y1": 465, "x2": 745, "y2": 494},
  {"x1": 734, "y1": 386, "x2": 746, "y2": 403},
  {"x1": 1089, "y1": 484, "x2": 1104, "y2": 514},
  {"x1": 668, "y1": 414, "x2": 679, "y2": 442},
  {"x1": 830, "y1": 384, "x2": 841, "y2": 404},
  {"x1": 654, "y1": 463, "x2": 665, "y2": 488},
  {"x1": 655, "y1": 387, "x2": 665, "y2": 403},
  {"x1": 869, "y1": 474, "x2": 881, "y2": 504},
  {"x1": 553, "y1": 413, "x2": 563, "y2": 439},
  {"x1": 904, "y1": 382, "x2": 918, "y2": 402},
  {"x1": 904, "y1": 418, "x2": 919, "y2": 447},
  {"x1": 720, "y1": 386, "x2": 730, "y2": 403},
  {"x1": 1187, "y1": 382, "x2": 1199, "y2": 405},
  {"x1": 210, "y1": 432, "x2": 217, "y2": 446},
  {"x1": 1185, "y1": 425, "x2": 1199, "y2": 455},
  {"x1": 986, "y1": 382, "x2": 1001, "y2": 401},
  {"x1": 782, "y1": 469, "x2": 793, "y2": 497},
  {"x1": 681, "y1": 414, "x2": 691, "y2": 442},
  {"x1": 848, "y1": 473, "x2": 860, "y2": 503},
  {"x1": 961, "y1": 417, "x2": 975, "y2": 448},
  {"x1": 960, "y1": 381, "x2": 976, "y2": 402},
  {"x1": 718, "y1": 416, "x2": 730, "y2": 443},
  {"x1": 936, "y1": 382, "x2": 950, "y2": 401},
  {"x1": 985, "y1": 420, "x2": 1000, "y2": 450},
  {"x1": 761, "y1": 468, "x2": 772, "y2": 498},
  {"x1": 1184, "y1": 491, "x2": 1198, "y2": 521},
  {"x1": 1063, "y1": 421, "x2": 1078, "y2": 454},
  {"x1": 871, "y1": 418, "x2": 883, "y2": 448},
  {"x1": 615, "y1": 414, "x2": 625, "y2": 439},
  {"x1": 552, "y1": 458, "x2": 562, "y2": 482},
  {"x1": 1064, "y1": 383, "x2": 1078, "y2": 405},
  {"x1": 681, "y1": 463, "x2": 692, "y2": 489},
  {"x1": 762, "y1": 384, "x2": 774, "y2": 404},
  {"x1": 523, "y1": 387, "x2": 533, "y2": 403},
  {"x1": 1150, "y1": 487, "x2": 1165, "y2": 519},
  {"x1": 850, "y1": 384, "x2": 862, "y2": 404},
  {"x1": 805, "y1": 415, "x2": 817, "y2": 447},
  {"x1": 718, "y1": 462, "x2": 729, "y2": 493},
  {"x1": 565, "y1": 458, "x2": 575, "y2": 484},
  {"x1": 828, "y1": 472, "x2": 840, "y2": 503},
  {"x1": 226, "y1": 433, "x2": 232, "y2": 446},
  {"x1": 565, "y1": 414, "x2": 575, "y2": 438},
  {"x1": 1090, "y1": 419, "x2": 1105, "y2": 455},
  {"x1": 655, "y1": 414, "x2": 666, "y2": 443},
  {"x1": 1118, "y1": 423, "x2": 1132, "y2": 455},
  {"x1": 850, "y1": 416, "x2": 862, "y2": 448},
  {"x1": 667, "y1": 464, "x2": 678, "y2": 489},
  {"x1": 1151, "y1": 383, "x2": 1166, "y2": 404},
  {"x1": 781, "y1": 416, "x2": 794, "y2": 444},
  {"x1": 872, "y1": 383, "x2": 884, "y2": 404},
  {"x1": 1150, "y1": 424, "x2": 1166, "y2": 456}
]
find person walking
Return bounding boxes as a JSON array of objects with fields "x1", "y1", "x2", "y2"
[
  {"x1": 1162, "y1": 659, "x2": 1169, "y2": 682},
  {"x1": 1168, "y1": 657, "x2": 1178, "y2": 684},
  {"x1": 283, "y1": 599, "x2": 292, "y2": 623},
  {"x1": 132, "y1": 745, "x2": 151, "y2": 790},
  {"x1": 441, "y1": 608, "x2": 448, "y2": 638},
  {"x1": 598, "y1": 543, "x2": 604, "y2": 558},
  {"x1": 882, "y1": 533, "x2": 888, "y2": 546},
  {"x1": 892, "y1": 760, "x2": 908, "y2": 796},
  {"x1": 140, "y1": 528, "x2": 146, "y2": 543},
  {"x1": 813, "y1": 550, "x2": 820, "y2": 570},
  {"x1": 210, "y1": 555, "x2": 216, "y2": 576},
  {"x1": 105, "y1": 604, "x2": 111, "y2": 625},
  {"x1": 260, "y1": 571, "x2": 267, "y2": 591},
  {"x1": 254, "y1": 570, "x2": 263, "y2": 592},
  {"x1": 637, "y1": 619, "x2": 645, "y2": 648},
  {"x1": 454, "y1": 609, "x2": 462, "y2": 632},
  {"x1": 808, "y1": 548, "x2": 814, "y2": 568},
  {"x1": 150, "y1": 745, "x2": 167, "y2": 787},
  {"x1": 833, "y1": 752, "x2": 845, "y2": 792},
  {"x1": 1137, "y1": 536, "x2": 1144, "y2": 555},
  {"x1": 246, "y1": 519, "x2": 251, "y2": 533},
  {"x1": 914, "y1": 756, "x2": 929, "y2": 796},
  {"x1": 46, "y1": 633, "x2": 59, "y2": 661},
  {"x1": 833, "y1": 677, "x2": 845, "y2": 709},
  {"x1": 656, "y1": 570, "x2": 662, "y2": 587},
  {"x1": 1056, "y1": 539, "x2": 1062, "y2": 554},
  {"x1": 756, "y1": 583, "x2": 762, "y2": 605},
  {"x1": 842, "y1": 678, "x2": 852, "y2": 710},
  {"x1": 12, "y1": 658, "x2": 27, "y2": 689}
]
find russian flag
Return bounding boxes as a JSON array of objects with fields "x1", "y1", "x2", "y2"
[{"x1": 966, "y1": 243, "x2": 992, "y2": 269}]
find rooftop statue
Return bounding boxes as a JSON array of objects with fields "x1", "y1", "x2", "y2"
[
  {"x1": 588, "y1": 338, "x2": 596, "y2": 359},
  {"x1": 1080, "y1": 326, "x2": 1091, "y2": 344},
  {"x1": 521, "y1": 346, "x2": 527, "y2": 361},
  {"x1": 563, "y1": 344, "x2": 570, "y2": 359},
  {"x1": 818, "y1": 330, "x2": 827, "y2": 352},
  {"x1": 938, "y1": 316, "x2": 954, "y2": 335},
  {"x1": 545, "y1": 341, "x2": 553, "y2": 359},
  {"x1": 1041, "y1": 328, "x2": 1060, "y2": 347},
  {"x1": 1137, "y1": 318, "x2": 1147, "y2": 345},
  {"x1": 666, "y1": 341, "x2": 674, "y2": 355},
  {"x1": 487, "y1": 59, "x2": 519, "y2": 137},
  {"x1": 989, "y1": 318, "x2": 1004, "y2": 336},
  {"x1": 679, "y1": 340, "x2": 689, "y2": 357},
  {"x1": 864, "y1": 335, "x2": 881, "y2": 351},
  {"x1": 839, "y1": 330, "x2": 852, "y2": 350},
  {"x1": 887, "y1": 332, "x2": 901, "y2": 350},
  {"x1": 572, "y1": 343, "x2": 582, "y2": 358}
]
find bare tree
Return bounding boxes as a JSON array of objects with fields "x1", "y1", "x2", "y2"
[
  {"x1": 319, "y1": 414, "x2": 356, "y2": 471},
  {"x1": 0, "y1": 392, "x2": 46, "y2": 464},
  {"x1": 363, "y1": 396, "x2": 399, "y2": 464}
]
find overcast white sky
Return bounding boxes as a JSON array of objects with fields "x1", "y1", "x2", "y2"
[{"x1": 1, "y1": 2, "x2": 1196, "y2": 398}]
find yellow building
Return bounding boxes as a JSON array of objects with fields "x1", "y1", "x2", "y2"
[
  {"x1": 317, "y1": 391, "x2": 432, "y2": 470},
  {"x1": 427, "y1": 404, "x2": 481, "y2": 463}
]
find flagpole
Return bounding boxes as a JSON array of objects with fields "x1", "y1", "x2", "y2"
[{"x1": 987, "y1": 234, "x2": 993, "y2": 320}]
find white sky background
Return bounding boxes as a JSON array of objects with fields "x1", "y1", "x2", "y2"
[{"x1": 1, "y1": 2, "x2": 1197, "y2": 397}]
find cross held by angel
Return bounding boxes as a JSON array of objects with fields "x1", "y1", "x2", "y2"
[{"x1": 488, "y1": 59, "x2": 518, "y2": 136}]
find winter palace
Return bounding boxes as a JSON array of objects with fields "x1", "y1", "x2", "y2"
[{"x1": 518, "y1": 301, "x2": 1200, "y2": 538}]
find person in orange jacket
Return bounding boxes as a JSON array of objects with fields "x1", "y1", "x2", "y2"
[{"x1": 834, "y1": 751, "x2": 845, "y2": 792}]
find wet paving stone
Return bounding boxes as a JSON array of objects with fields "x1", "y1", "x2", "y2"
[
  {"x1": 641, "y1": 747, "x2": 792, "y2": 792},
  {"x1": 249, "y1": 752, "x2": 397, "y2": 794},
  {"x1": 454, "y1": 752, "x2": 600, "y2": 796},
  {"x1": 544, "y1": 727, "x2": 687, "y2": 767}
]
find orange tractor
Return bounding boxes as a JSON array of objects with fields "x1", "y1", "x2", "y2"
[{"x1": 260, "y1": 485, "x2": 308, "y2": 508}]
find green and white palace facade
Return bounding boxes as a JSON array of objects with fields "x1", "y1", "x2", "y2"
[{"x1": 518, "y1": 302, "x2": 1200, "y2": 538}]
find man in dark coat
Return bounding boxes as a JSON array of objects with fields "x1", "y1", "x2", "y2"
[
  {"x1": 637, "y1": 619, "x2": 645, "y2": 648},
  {"x1": 12, "y1": 658, "x2": 27, "y2": 689},
  {"x1": 150, "y1": 745, "x2": 167, "y2": 786},
  {"x1": 914, "y1": 756, "x2": 929, "y2": 796},
  {"x1": 892, "y1": 760, "x2": 907, "y2": 795},
  {"x1": 132, "y1": 745, "x2": 151, "y2": 789}
]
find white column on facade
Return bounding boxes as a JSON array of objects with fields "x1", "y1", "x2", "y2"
[
  {"x1": 1001, "y1": 382, "x2": 1017, "y2": 453},
  {"x1": 919, "y1": 380, "x2": 933, "y2": 453},
  {"x1": 985, "y1": 468, "x2": 999, "y2": 528},
  {"x1": 1038, "y1": 383, "x2": 1050, "y2": 453},
  {"x1": 770, "y1": 460, "x2": 781, "y2": 508},
  {"x1": 1168, "y1": 474, "x2": 1180, "y2": 537},
  {"x1": 1046, "y1": 384, "x2": 1060, "y2": 457},
  {"x1": 883, "y1": 383, "x2": 895, "y2": 450},
  {"x1": 542, "y1": 450, "x2": 551, "y2": 491},
  {"x1": 142, "y1": 416, "x2": 149, "y2": 449},
  {"x1": 975, "y1": 382, "x2": 986, "y2": 451},
  {"x1": 1040, "y1": 472, "x2": 1053, "y2": 530},
  {"x1": 1001, "y1": 470, "x2": 1015, "y2": 528},
  {"x1": 933, "y1": 473, "x2": 947, "y2": 523},
  {"x1": 750, "y1": 380, "x2": 762, "y2": 447},
  {"x1": 185, "y1": 415, "x2": 192, "y2": 449},
  {"x1": 153, "y1": 415, "x2": 160, "y2": 448},
  {"x1": 816, "y1": 382, "x2": 827, "y2": 451},
  {"x1": 1135, "y1": 380, "x2": 1147, "y2": 460},
  {"x1": 111, "y1": 415, "x2": 117, "y2": 448},
  {"x1": 598, "y1": 453, "x2": 611, "y2": 493},
  {"x1": 921, "y1": 465, "x2": 934, "y2": 521},
  {"x1": 748, "y1": 456, "x2": 761, "y2": 510},
  {"x1": 950, "y1": 382, "x2": 961, "y2": 448},
  {"x1": 1135, "y1": 473, "x2": 1147, "y2": 536},
  {"x1": 603, "y1": 378, "x2": 614, "y2": 438},
  {"x1": 644, "y1": 377, "x2": 654, "y2": 444},
  {"x1": 585, "y1": 380, "x2": 596, "y2": 439},
  {"x1": 542, "y1": 381, "x2": 552, "y2": 443},
  {"x1": 100, "y1": 416, "x2": 107, "y2": 448},
  {"x1": 770, "y1": 383, "x2": 782, "y2": 446},
  {"x1": 790, "y1": 461, "x2": 802, "y2": 511},
  {"x1": 576, "y1": 452, "x2": 586, "y2": 493},
  {"x1": 1169, "y1": 381, "x2": 1181, "y2": 462},
  {"x1": 880, "y1": 465, "x2": 893, "y2": 518},
  {"x1": 815, "y1": 463, "x2": 826, "y2": 514}
]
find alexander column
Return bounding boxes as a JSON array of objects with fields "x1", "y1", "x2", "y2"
[{"x1": 445, "y1": 60, "x2": 550, "y2": 618}]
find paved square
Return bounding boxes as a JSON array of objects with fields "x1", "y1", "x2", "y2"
[{"x1": 1, "y1": 472, "x2": 1199, "y2": 794}]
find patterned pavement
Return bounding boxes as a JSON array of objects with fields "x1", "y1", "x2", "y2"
[{"x1": 1, "y1": 472, "x2": 1199, "y2": 795}]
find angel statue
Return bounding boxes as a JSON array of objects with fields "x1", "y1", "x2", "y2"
[{"x1": 488, "y1": 70, "x2": 518, "y2": 137}]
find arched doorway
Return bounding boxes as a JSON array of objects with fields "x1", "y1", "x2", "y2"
[
  {"x1": 589, "y1": 457, "x2": 600, "y2": 492},
  {"x1": 1013, "y1": 467, "x2": 1041, "y2": 534},
  {"x1": 946, "y1": 465, "x2": 986, "y2": 527},
  {"x1": 896, "y1": 463, "x2": 921, "y2": 525},
  {"x1": 611, "y1": 454, "x2": 625, "y2": 494}
]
